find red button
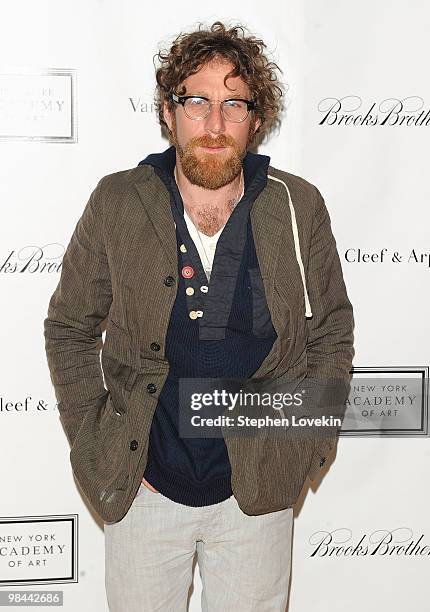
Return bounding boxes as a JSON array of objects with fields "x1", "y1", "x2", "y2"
[{"x1": 181, "y1": 265, "x2": 195, "y2": 279}]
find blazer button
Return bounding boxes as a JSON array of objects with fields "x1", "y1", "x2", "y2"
[
  {"x1": 150, "y1": 342, "x2": 160, "y2": 352},
  {"x1": 130, "y1": 440, "x2": 139, "y2": 451},
  {"x1": 147, "y1": 383, "x2": 157, "y2": 394},
  {"x1": 319, "y1": 457, "x2": 326, "y2": 467},
  {"x1": 164, "y1": 275, "x2": 175, "y2": 286}
]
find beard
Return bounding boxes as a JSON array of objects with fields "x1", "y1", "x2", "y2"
[{"x1": 169, "y1": 114, "x2": 256, "y2": 190}]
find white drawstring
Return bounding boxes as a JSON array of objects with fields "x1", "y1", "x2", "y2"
[{"x1": 267, "y1": 174, "x2": 313, "y2": 318}]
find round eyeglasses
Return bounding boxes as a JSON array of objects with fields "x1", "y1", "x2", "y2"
[{"x1": 169, "y1": 92, "x2": 256, "y2": 123}]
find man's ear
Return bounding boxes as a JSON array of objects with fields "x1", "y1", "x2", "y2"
[
  {"x1": 163, "y1": 100, "x2": 173, "y2": 132},
  {"x1": 253, "y1": 116, "x2": 261, "y2": 134}
]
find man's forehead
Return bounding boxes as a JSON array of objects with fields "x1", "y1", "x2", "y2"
[{"x1": 181, "y1": 63, "x2": 250, "y2": 96}]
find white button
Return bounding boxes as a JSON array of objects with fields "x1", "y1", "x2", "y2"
[
  {"x1": 196, "y1": 310, "x2": 203, "y2": 317},
  {"x1": 200, "y1": 285, "x2": 208, "y2": 293},
  {"x1": 186, "y1": 287, "x2": 194, "y2": 296},
  {"x1": 180, "y1": 244, "x2": 187, "y2": 253},
  {"x1": 189, "y1": 310, "x2": 198, "y2": 320}
]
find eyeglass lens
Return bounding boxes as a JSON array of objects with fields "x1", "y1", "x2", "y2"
[{"x1": 184, "y1": 98, "x2": 249, "y2": 122}]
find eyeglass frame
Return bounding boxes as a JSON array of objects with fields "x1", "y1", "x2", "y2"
[{"x1": 169, "y1": 92, "x2": 256, "y2": 122}]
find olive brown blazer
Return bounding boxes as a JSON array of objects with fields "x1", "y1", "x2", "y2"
[{"x1": 44, "y1": 163, "x2": 354, "y2": 523}]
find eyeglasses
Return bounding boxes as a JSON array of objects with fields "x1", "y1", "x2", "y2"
[{"x1": 169, "y1": 92, "x2": 256, "y2": 123}]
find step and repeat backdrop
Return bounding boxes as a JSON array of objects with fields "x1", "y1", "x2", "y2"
[{"x1": 1, "y1": 1, "x2": 428, "y2": 611}]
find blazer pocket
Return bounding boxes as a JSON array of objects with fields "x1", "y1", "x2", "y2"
[
  {"x1": 248, "y1": 267, "x2": 277, "y2": 339},
  {"x1": 100, "y1": 391, "x2": 125, "y2": 425},
  {"x1": 109, "y1": 317, "x2": 129, "y2": 335}
]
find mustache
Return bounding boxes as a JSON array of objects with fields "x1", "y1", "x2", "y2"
[{"x1": 190, "y1": 136, "x2": 235, "y2": 148}]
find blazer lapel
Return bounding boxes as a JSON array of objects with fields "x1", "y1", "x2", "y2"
[
  {"x1": 134, "y1": 170, "x2": 178, "y2": 270},
  {"x1": 250, "y1": 178, "x2": 296, "y2": 314}
]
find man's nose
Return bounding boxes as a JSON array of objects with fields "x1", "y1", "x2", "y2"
[{"x1": 204, "y1": 102, "x2": 226, "y2": 135}]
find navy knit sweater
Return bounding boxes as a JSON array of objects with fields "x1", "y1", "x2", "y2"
[{"x1": 139, "y1": 146, "x2": 277, "y2": 506}]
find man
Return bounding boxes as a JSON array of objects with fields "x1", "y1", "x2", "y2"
[{"x1": 44, "y1": 21, "x2": 354, "y2": 612}]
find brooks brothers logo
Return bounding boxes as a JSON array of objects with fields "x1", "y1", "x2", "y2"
[
  {"x1": 0, "y1": 243, "x2": 63, "y2": 274},
  {"x1": 309, "y1": 527, "x2": 430, "y2": 558},
  {"x1": 318, "y1": 96, "x2": 430, "y2": 127},
  {"x1": 0, "y1": 515, "x2": 78, "y2": 586},
  {"x1": 343, "y1": 248, "x2": 430, "y2": 267}
]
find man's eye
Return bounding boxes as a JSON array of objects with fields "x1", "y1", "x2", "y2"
[
  {"x1": 224, "y1": 100, "x2": 244, "y2": 108},
  {"x1": 188, "y1": 97, "x2": 206, "y2": 105}
]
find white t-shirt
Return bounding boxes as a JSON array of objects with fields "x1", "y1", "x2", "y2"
[{"x1": 183, "y1": 208, "x2": 225, "y2": 281}]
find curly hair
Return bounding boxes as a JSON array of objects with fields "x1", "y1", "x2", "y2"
[{"x1": 153, "y1": 21, "x2": 285, "y2": 145}]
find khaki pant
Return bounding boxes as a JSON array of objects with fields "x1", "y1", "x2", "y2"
[{"x1": 104, "y1": 483, "x2": 294, "y2": 612}]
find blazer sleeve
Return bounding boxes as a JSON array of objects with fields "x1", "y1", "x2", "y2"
[
  {"x1": 43, "y1": 177, "x2": 112, "y2": 447},
  {"x1": 303, "y1": 186, "x2": 355, "y2": 481}
]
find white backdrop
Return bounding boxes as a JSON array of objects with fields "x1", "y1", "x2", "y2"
[{"x1": 1, "y1": 1, "x2": 429, "y2": 610}]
